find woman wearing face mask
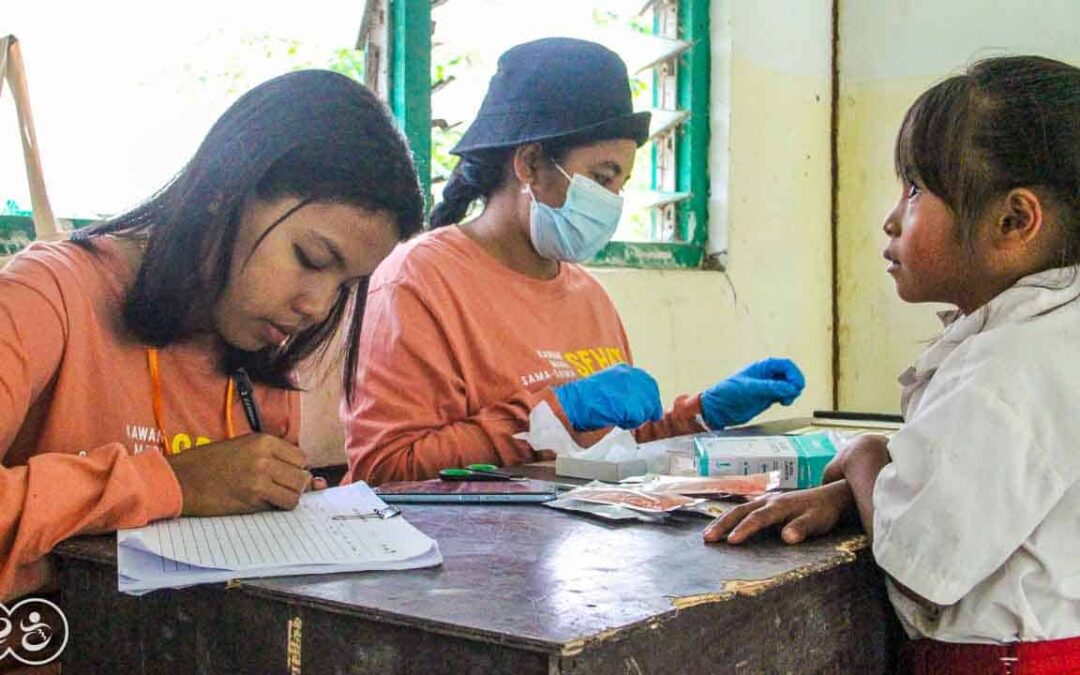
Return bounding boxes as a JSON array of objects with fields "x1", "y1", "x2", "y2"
[
  {"x1": 341, "y1": 38, "x2": 804, "y2": 485},
  {"x1": 0, "y1": 70, "x2": 423, "y2": 600}
]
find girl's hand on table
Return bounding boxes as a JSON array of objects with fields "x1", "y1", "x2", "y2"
[{"x1": 703, "y1": 480, "x2": 854, "y2": 545}]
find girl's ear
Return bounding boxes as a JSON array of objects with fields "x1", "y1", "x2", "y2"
[
  {"x1": 512, "y1": 143, "x2": 544, "y2": 188},
  {"x1": 994, "y1": 188, "x2": 1044, "y2": 248}
]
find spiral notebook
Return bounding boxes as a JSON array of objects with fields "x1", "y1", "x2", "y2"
[{"x1": 116, "y1": 482, "x2": 442, "y2": 595}]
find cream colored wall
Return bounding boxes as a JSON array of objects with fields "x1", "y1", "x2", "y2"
[
  {"x1": 594, "y1": 0, "x2": 834, "y2": 419},
  {"x1": 836, "y1": 0, "x2": 1080, "y2": 412}
]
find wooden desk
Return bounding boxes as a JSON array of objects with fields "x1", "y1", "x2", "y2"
[{"x1": 54, "y1": 428, "x2": 896, "y2": 673}]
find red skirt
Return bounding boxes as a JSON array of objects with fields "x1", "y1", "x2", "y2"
[{"x1": 901, "y1": 636, "x2": 1080, "y2": 674}]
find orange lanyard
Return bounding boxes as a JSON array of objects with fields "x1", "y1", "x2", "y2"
[{"x1": 146, "y1": 347, "x2": 236, "y2": 451}]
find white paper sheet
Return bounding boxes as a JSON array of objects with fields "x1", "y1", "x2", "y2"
[
  {"x1": 514, "y1": 401, "x2": 689, "y2": 472},
  {"x1": 117, "y1": 482, "x2": 441, "y2": 595},
  {"x1": 513, "y1": 401, "x2": 641, "y2": 460}
]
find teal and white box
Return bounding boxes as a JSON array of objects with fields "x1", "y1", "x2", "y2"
[{"x1": 691, "y1": 433, "x2": 838, "y2": 489}]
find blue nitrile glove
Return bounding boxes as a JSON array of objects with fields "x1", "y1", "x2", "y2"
[
  {"x1": 554, "y1": 364, "x2": 664, "y2": 431},
  {"x1": 701, "y1": 358, "x2": 805, "y2": 429}
]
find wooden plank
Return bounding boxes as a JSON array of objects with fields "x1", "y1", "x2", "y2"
[{"x1": 59, "y1": 555, "x2": 232, "y2": 673}]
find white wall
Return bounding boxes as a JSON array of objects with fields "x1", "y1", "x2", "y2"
[
  {"x1": 612, "y1": 0, "x2": 1080, "y2": 417},
  {"x1": 836, "y1": 0, "x2": 1080, "y2": 412}
]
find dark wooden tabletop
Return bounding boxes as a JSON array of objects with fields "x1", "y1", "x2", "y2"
[
  {"x1": 55, "y1": 464, "x2": 871, "y2": 652},
  {"x1": 53, "y1": 419, "x2": 895, "y2": 672},
  {"x1": 242, "y1": 505, "x2": 869, "y2": 648}
]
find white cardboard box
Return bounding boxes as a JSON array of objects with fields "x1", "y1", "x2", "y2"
[{"x1": 555, "y1": 455, "x2": 649, "y2": 482}]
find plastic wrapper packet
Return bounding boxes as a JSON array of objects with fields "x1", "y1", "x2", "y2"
[{"x1": 621, "y1": 472, "x2": 781, "y2": 499}]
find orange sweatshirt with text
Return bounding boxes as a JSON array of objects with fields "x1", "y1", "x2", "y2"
[
  {"x1": 342, "y1": 226, "x2": 703, "y2": 485},
  {"x1": 0, "y1": 240, "x2": 298, "y2": 600}
]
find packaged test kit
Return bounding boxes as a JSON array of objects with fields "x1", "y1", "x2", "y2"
[
  {"x1": 544, "y1": 481, "x2": 703, "y2": 523},
  {"x1": 630, "y1": 472, "x2": 781, "y2": 498},
  {"x1": 682, "y1": 433, "x2": 839, "y2": 489}
]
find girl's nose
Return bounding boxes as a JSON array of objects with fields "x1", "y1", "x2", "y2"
[{"x1": 882, "y1": 203, "x2": 902, "y2": 237}]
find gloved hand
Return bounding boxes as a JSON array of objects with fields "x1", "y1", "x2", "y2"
[
  {"x1": 554, "y1": 364, "x2": 664, "y2": 431},
  {"x1": 701, "y1": 358, "x2": 805, "y2": 429}
]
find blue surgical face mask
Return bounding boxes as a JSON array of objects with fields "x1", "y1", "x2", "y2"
[{"x1": 526, "y1": 163, "x2": 624, "y2": 262}]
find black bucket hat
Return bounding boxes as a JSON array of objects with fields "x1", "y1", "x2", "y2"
[{"x1": 451, "y1": 37, "x2": 651, "y2": 155}]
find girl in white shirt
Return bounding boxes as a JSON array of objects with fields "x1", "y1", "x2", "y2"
[{"x1": 703, "y1": 55, "x2": 1080, "y2": 673}]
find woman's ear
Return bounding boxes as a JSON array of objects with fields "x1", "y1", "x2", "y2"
[
  {"x1": 994, "y1": 188, "x2": 1045, "y2": 248},
  {"x1": 512, "y1": 143, "x2": 544, "y2": 188}
]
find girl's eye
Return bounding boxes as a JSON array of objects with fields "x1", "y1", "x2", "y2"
[
  {"x1": 294, "y1": 245, "x2": 323, "y2": 271},
  {"x1": 906, "y1": 181, "x2": 920, "y2": 199}
]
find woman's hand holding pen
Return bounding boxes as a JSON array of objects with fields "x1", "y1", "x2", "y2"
[{"x1": 165, "y1": 434, "x2": 313, "y2": 516}]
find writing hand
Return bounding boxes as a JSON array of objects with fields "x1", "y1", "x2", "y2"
[{"x1": 165, "y1": 434, "x2": 312, "y2": 516}]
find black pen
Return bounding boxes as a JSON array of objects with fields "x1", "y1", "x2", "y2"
[
  {"x1": 234, "y1": 368, "x2": 263, "y2": 433},
  {"x1": 812, "y1": 410, "x2": 904, "y2": 424}
]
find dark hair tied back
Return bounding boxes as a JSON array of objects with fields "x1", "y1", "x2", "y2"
[
  {"x1": 429, "y1": 135, "x2": 594, "y2": 228},
  {"x1": 430, "y1": 150, "x2": 512, "y2": 228}
]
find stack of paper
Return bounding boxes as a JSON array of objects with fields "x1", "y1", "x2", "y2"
[{"x1": 117, "y1": 482, "x2": 441, "y2": 595}]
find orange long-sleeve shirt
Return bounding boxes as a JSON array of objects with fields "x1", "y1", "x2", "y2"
[
  {"x1": 342, "y1": 226, "x2": 703, "y2": 485},
  {"x1": 0, "y1": 239, "x2": 298, "y2": 600}
]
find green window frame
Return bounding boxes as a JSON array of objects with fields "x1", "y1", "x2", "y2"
[
  {"x1": 384, "y1": 0, "x2": 711, "y2": 270},
  {"x1": 0, "y1": 215, "x2": 94, "y2": 257}
]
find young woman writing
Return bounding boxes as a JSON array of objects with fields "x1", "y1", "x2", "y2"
[{"x1": 0, "y1": 70, "x2": 424, "y2": 600}]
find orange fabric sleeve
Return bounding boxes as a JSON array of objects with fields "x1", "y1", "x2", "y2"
[
  {"x1": 0, "y1": 268, "x2": 182, "y2": 600},
  {"x1": 344, "y1": 282, "x2": 545, "y2": 484},
  {"x1": 0, "y1": 446, "x2": 181, "y2": 600}
]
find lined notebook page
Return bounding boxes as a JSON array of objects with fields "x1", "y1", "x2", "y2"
[{"x1": 130, "y1": 483, "x2": 428, "y2": 571}]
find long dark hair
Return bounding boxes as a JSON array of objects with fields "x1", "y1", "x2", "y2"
[
  {"x1": 895, "y1": 55, "x2": 1080, "y2": 265},
  {"x1": 74, "y1": 70, "x2": 424, "y2": 396}
]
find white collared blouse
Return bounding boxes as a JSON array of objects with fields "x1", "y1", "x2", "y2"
[{"x1": 873, "y1": 266, "x2": 1080, "y2": 644}]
